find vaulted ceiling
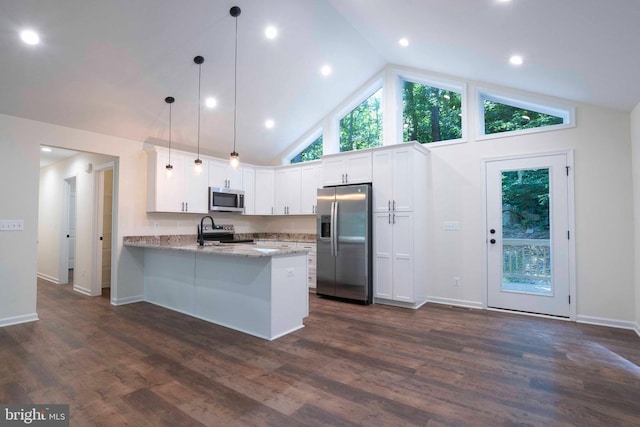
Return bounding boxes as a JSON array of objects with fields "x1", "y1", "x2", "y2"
[{"x1": 3, "y1": 0, "x2": 640, "y2": 165}]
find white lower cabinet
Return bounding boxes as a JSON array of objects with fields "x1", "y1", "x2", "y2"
[
  {"x1": 374, "y1": 212, "x2": 415, "y2": 302},
  {"x1": 296, "y1": 242, "x2": 317, "y2": 288}
]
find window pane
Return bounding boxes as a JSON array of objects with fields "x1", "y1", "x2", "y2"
[
  {"x1": 403, "y1": 81, "x2": 462, "y2": 143},
  {"x1": 484, "y1": 99, "x2": 564, "y2": 135},
  {"x1": 339, "y1": 88, "x2": 383, "y2": 152},
  {"x1": 290, "y1": 135, "x2": 323, "y2": 164}
]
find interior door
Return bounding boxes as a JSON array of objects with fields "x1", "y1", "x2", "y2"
[{"x1": 486, "y1": 153, "x2": 571, "y2": 317}]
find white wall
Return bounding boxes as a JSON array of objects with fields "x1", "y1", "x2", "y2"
[
  {"x1": 427, "y1": 96, "x2": 635, "y2": 324},
  {"x1": 631, "y1": 102, "x2": 640, "y2": 334},
  {"x1": 38, "y1": 152, "x2": 115, "y2": 291}
]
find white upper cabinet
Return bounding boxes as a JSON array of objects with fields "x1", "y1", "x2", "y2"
[
  {"x1": 322, "y1": 151, "x2": 372, "y2": 186},
  {"x1": 208, "y1": 159, "x2": 243, "y2": 190},
  {"x1": 242, "y1": 166, "x2": 255, "y2": 215},
  {"x1": 372, "y1": 146, "x2": 414, "y2": 212},
  {"x1": 254, "y1": 168, "x2": 275, "y2": 215},
  {"x1": 274, "y1": 166, "x2": 302, "y2": 215},
  {"x1": 146, "y1": 148, "x2": 208, "y2": 214},
  {"x1": 300, "y1": 163, "x2": 322, "y2": 214}
]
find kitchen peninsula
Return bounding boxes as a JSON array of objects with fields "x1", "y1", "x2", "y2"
[{"x1": 124, "y1": 235, "x2": 309, "y2": 340}]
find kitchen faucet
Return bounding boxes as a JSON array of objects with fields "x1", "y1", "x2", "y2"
[{"x1": 198, "y1": 215, "x2": 216, "y2": 246}]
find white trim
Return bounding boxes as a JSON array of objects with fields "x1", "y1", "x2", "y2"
[
  {"x1": 0, "y1": 313, "x2": 39, "y2": 328},
  {"x1": 634, "y1": 322, "x2": 640, "y2": 338},
  {"x1": 93, "y1": 162, "x2": 116, "y2": 297},
  {"x1": 488, "y1": 307, "x2": 570, "y2": 321},
  {"x1": 73, "y1": 285, "x2": 92, "y2": 296},
  {"x1": 111, "y1": 295, "x2": 144, "y2": 306},
  {"x1": 426, "y1": 297, "x2": 483, "y2": 310},
  {"x1": 282, "y1": 127, "x2": 323, "y2": 165},
  {"x1": 37, "y1": 272, "x2": 60, "y2": 284},
  {"x1": 577, "y1": 315, "x2": 639, "y2": 333}
]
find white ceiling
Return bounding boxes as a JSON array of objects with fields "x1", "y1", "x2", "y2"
[{"x1": 3, "y1": 0, "x2": 640, "y2": 165}]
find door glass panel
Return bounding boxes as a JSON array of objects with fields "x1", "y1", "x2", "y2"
[{"x1": 501, "y1": 168, "x2": 552, "y2": 296}]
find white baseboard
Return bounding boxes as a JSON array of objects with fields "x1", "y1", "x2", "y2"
[
  {"x1": 427, "y1": 296, "x2": 484, "y2": 310},
  {"x1": 576, "y1": 315, "x2": 638, "y2": 332},
  {"x1": 73, "y1": 285, "x2": 93, "y2": 296},
  {"x1": 111, "y1": 295, "x2": 144, "y2": 306},
  {"x1": 37, "y1": 272, "x2": 59, "y2": 284},
  {"x1": 0, "y1": 313, "x2": 39, "y2": 328},
  {"x1": 374, "y1": 297, "x2": 427, "y2": 310},
  {"x1": 635, "y1": 322, "x2": 640, "y2": 339}
]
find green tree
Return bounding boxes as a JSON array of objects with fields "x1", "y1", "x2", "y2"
[
  {"x1": 291, "y1": 135, "x2": 322, "y2": 164},
  {"x1": 402, "y1": 81, "x2": 462, "y2": 143},
  {"x1": 501, "y1": 169, "x2": 550, "y2": 238},
  {"x1": 484, "y1": 100, "x2": 563, "y2": 135},
  {"x1": 339, "y1": 89, "x2": 383, "y2": 152}
]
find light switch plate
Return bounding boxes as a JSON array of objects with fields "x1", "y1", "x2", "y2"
[
  {"x1": 444, "y1": 221, "x2": 460, "y2": 231},
  {"x1": 0, "y1": 220, "x2": 24, "y2": 231}
]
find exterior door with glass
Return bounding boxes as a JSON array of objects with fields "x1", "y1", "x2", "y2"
[{"x1": 485, "y1": 153, "x2": 571, "y2": 317}]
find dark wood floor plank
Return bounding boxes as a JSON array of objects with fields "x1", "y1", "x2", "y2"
[{"x1": 0, "y1": 278, "x2": 638, "y2": 426}]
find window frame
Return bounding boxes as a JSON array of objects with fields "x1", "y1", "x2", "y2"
[
  {"x1": 476, "y1": 87, "x2": 576, "y2": 141},
  {"x1": 284, "y1": 127, "x2": 323, "y2": 164},
  {"x1": 394, "y1": 68, "x2": 467, "y2": 146}
]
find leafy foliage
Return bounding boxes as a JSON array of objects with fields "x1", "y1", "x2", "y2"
[
  {"x1": 290, "y1": 135, "x2": 323, "y2": 164},
  {"x1": 501, "y1": 169, "x2": 550, "y2": 239},
  {"x1": 403, "y1": 81, "x2": 462, "y2": 143},
  {"x1": 339, "y1": 88, "x2": 383, "y2": 152},
  {"x1": 484, "y1": 100, "x2": 563, "y2": 135}
]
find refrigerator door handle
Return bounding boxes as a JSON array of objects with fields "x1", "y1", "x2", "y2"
[
  {"x1": 332, "y1": 202, "x2": 339, "y2": 256},
  {"x1": 330, "y1": 202, "x2": 336, "y2": 256}
]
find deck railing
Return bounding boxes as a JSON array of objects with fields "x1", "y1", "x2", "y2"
[{"x1": 502, "y1": 238, "x2": 551, "y2": 282}]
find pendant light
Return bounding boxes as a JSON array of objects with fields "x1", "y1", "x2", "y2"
[
  {"x1": 229, "y1": 6, "x2": 241, "y2": 169},
  {"x1": 194, "y1": 55, "x2": 204, "y2": 174},
  {"x1": 165, "y1": 96, "x2": 175, "y2": 177}
]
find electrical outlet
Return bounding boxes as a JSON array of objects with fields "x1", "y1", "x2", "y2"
[
  {"x1": 177, "y1": 221, "x2": 183, "y2": 229},
  {"x1": 0, "y1": 220, "x2": 24, "y2": 231},
  {"x1": 453, "y1": 276, "x2": 461, "y2": 287},
  {"x1": 286, "y1": 268, "x2": 295, "y2": 277},
  {"x1": 153, "y1": 222, "x2": 159, "y2": 229}
]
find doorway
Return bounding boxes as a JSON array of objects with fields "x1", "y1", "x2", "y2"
[
  {"x1": 484, "y1": 151, "x2": 575, "y2": 318},
  {"x1": 60, "y1": 176, "x2": 77, "y2": 285},
  {"x1": 95, "y1": 164, "x2": 114, "y2": 298}
]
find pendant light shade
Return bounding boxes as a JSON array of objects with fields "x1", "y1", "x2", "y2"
[
  {"x1": 165, "y1": 96, "x2": 175, "y2": 176},
  {"x1": 194, "y1": 55, "x2": 204, "y2": 174},
  {"x1": 229, "y1": 6, "x2": 241, "y2": 169}
]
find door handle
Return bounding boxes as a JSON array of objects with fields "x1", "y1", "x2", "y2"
[
  {"x1": 100, "y1": 236, "x2": 103, "y2": 241},
  {"x1": 66, "y1": 235, "x2": 70, "y2": 238},
  {"x1": 490, "y1": 229, "x2": 496, "y2": 234},
  {"x1": 490, "y1": 239, "x2": 496, "y2": 244}
]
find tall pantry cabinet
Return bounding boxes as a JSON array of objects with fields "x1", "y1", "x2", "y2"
[{"x1": 372, "y1": 143, "x2": 429, "y2": 308}]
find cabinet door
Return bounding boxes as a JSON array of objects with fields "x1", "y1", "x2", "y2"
[
  {"x1": 227, "y1": 165, "x2": 243, "y2": 190},
  {"x1": 373, "y1": 212, "x2": 393, "y2": 299},
  {"x1": 183, "y1": 155, "x2": 209, "y2": 213},
  {"x1": 208, "y1": 159, "x2": 228, "y2": 188},
  {"x1": 391, "y1": 211, "x2": 414, "y2": 302},
  {"x1": 322, "y1": 157, "x2": 345, "y2": 186},
  {"x1": 286, "y1": 167, "x2": 302, "y2": 214},
  {"x1": 344, "y1": 151, "x2": 372, "y2": 184},
  {"x1": 372, "y1": 151, "x2": 393, "y2": 212},
  {"x1": 242, "y1": 167, "x2": 255, "y2": 215},
  {"x1": 391, "y1": 148, "x2": 413, "y2": 212},
  {"x1": 153, "y1": 151, "x2": 185, "y2": 213},
  {"x1": 300, "y1": 165, "x2": 320, "y2": 214},
  {"x1": 254, "y1": 168, "x2": 274, "y2": 215},
  {"x1": 274, "y1": 169, "x2": 289, "y2": 215}
]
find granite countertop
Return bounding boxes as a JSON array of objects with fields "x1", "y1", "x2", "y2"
[{"x1": 123, "y1": 235, "x2": 309, "y2": 258}]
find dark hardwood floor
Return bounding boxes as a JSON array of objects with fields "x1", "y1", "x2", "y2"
[{"x1": 1, "y1": 278, "x2": 639, "y2": 426}]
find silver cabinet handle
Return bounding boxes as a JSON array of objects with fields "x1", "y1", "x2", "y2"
[
  {"x1": 388, "y1": 200, "x2": 391, "y2": 211},
  {"x1": 393, "y1": 200, "x2": 396, "y2": 211},
  {"x1": 185, "y1": 202, "x2": 188, "y2": 212},
  {"x1": 393, "y1": 213, "x2": 396, "y2": 224},
  {"x1": 271, "y1": 206, "x2": 274, "y2": 215},
  {"x1": 388, "y1": 213, "x2": 391, "y2": 224},
  {"x1": 181, "y1": 202, "x2": 185, "y2": 212},
  {"x1": 345, "y1": 173, "x2": 348, "y2": 183}
]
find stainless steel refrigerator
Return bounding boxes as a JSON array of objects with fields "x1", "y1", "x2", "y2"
[{"x1": 316, "y1": 184, "x2": 372, "y2": 304}]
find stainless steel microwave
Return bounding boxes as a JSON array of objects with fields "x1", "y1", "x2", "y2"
[{"x1": 209, "y1": 187, "x2": 245, "y2": 212}]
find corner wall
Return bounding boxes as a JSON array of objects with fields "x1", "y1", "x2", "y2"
[{"x1": 631, "y1": 102, "x2": 640, "y2": 336}]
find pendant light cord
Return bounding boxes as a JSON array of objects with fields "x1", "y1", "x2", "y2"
[
  {"x1": 197, "y1": 62, "x2": 202, "y2": 159},
  {"x1": 233, "y1": 13, "x2": 238, "y2": 154},
  {"x1": 168, "y1": 102, "x2": 172, "y2": 164}
]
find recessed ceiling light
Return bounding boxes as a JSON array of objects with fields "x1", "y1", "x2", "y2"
[
  {"x1": 20, "y1": 29, "x2": 40, "y2": 45},
  {"x1": 41, "y1": 147, "x2": 52, "y2": 152},
  {"x1": 265, "y1": 119, "x2": 275, "y2": 129},
  {"x1": 509, "y1": 55, "x2": 524, "y2": 65},
  {"x1": 265, "y1": 26, "x2": 278, "y2": 39},
  {"x1": 320, "y1": 65, "x2": 332, "y2": 76},
  {"x1": 398, "y1": 38, "x2": 409, "y2": 47},
  {"x1": 205, "y1": 97, "x2": 217, "y2": 108}
]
